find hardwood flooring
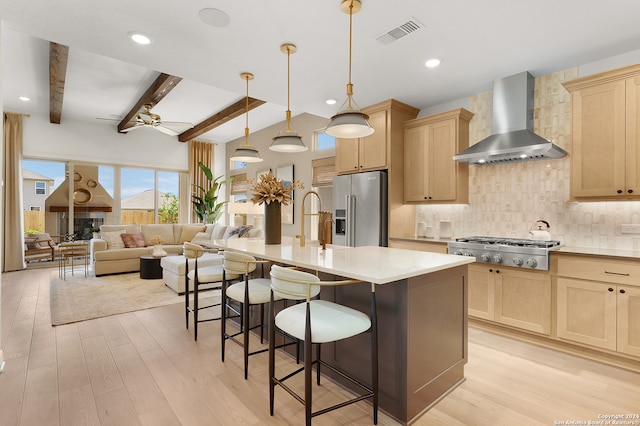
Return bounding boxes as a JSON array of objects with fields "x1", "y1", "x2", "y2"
[{"x1": 1, "y1": 267, "x2": 639, "y2": 426}]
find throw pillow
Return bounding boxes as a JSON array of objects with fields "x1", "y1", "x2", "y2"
[
  {"x1": 131, "y1": 232, "x2": 147, "y2": 247},
  {"x1": 102, "y1": 230, "x2": 125, "y2": 250},
  {"x1": 228, "y1": 225, "x2": 253, "y2": 238},
  {"x1": 120, "y1": 233, "x2": 142, "y2": 248},
  {"x1": 179, "y1": 225, "x2": 206, "y2": 244},
  {"x1": 191, "y1": 232, "x2": 210, "y2": 243}
]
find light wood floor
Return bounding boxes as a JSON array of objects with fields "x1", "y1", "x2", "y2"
[{"x1": 1, "y1": 267, "x2": 639, "y2": 426}]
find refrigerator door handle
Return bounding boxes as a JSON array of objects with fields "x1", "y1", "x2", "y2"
[
  {"x1": 348, "y1": 195, "x2": 356, "y2": 247},
  {"x1": 345, "y1": 195, "x2": 351, "y2": 246}
]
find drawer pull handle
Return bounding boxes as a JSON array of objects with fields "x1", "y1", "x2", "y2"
[
  {"x1": 604, "y1": 271, "x2": 630, "y2": 276},
  {"x1": 620, "y1": 289, "x2": 626, "y2": 294},
  {"x1": 608, "y1": 288, "x2": 614, "y2": 292}
]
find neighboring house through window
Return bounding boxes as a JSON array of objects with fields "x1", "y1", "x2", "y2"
[{"x1": 35, "y1": 181, "x2": 46, "y2": 195}]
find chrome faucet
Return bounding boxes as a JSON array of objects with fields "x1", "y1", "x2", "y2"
[{"x1": 300, "y1": 190, "x2": 322, "y2": 247}]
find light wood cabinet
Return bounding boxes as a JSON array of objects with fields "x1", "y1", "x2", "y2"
[
  {"x1": 556, "y1": 255, "x2": 640, "y2": 356},
  {"x1": 563, "y1": 64, "x2": 640, "y2": 199},
  {"x1": 387, "y1": 239, "x2": 447, "y2": 253},
  {"x1": 335, "y1": 109, "x2": 388, "y2": 174},
  {"x1": 468, "y1": 264, "x2": 551, "y2": 334},
  {"x1": 403, "y1": 108, "x2": 474, "y2": 203}
]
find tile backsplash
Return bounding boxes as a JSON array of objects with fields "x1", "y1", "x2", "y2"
[{"x1": 416, "y1": 67, "x2": 640, "y2": 250}]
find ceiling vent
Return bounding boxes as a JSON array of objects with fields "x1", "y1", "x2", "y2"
[{"x1": 375, "y1": 18, "x2": 424, "y2": 45}]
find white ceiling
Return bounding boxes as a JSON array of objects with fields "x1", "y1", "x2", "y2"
[{"x1": 2, "y1": 0, "x2": 640, "y2": 143}]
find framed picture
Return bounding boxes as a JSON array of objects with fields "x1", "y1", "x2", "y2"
[
  {"x1": 276, "y1": 164, "x2": 294, "y2": 224},
  {"x1": 256, "y1": 168, "x2": 271, "y2": 181}
]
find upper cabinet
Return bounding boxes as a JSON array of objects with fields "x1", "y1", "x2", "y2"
[
  {"x1": 563, "y1": 64, "x2": 640, "y2": 200},
  {"x1": 335, "y1": 100, "x2": 419, "y2": 175},
  {"x1": 403, "y1": 108, "x2": 474, "y2": 203}
]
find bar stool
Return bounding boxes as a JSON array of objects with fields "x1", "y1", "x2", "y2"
[
  {"x1": 184, "y1": 242, "x2": 238, "y2": 341},
  {"x1": 268, "y1": 264, "x2": 378, "y2": 425},
  {"x1": 221, "y1": 251, "x2": 275, "y2": 379}
]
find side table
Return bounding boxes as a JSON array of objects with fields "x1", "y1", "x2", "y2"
[
  {"x1": 58, "y1": 241, "x2": 89, "y2": 279},
  {"x1": 140, "y1": 255, "x2": 163, "y2": 279}
]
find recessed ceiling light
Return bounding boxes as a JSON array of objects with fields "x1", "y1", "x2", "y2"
[
  {"x1": 18, "y1": 96, "x2": 30, "y2": 102},
  {"x1": 128, "y1": 32, "x2": 152, "y2": 45},
  {"x1": 325, "y1": 99, "x2": 337, "y2": 105},
  {"x1": 425, "y1": 58, "x2": 441, "y2": 68},
  {"x1": 199, "y1": 8, "x2": 230, "y2": 28}
]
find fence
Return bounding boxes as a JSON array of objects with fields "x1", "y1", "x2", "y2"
[
  {"x1": 24, "y1": 210, "x2": 45, "y2": 232},
  {"x1": 23, "y1": 210, "x2": 171, "y2": 234}
]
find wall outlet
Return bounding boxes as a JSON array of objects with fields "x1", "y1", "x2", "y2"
[{"x1": 621, "y1": 224, "x2": 640, "y2": 234}]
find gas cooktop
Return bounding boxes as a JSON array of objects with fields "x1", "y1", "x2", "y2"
[{"x1": 447, "y1": 236, "x2": 562, "y2": 270}]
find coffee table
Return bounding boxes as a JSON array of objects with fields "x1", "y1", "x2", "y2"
[{"x1": 140, "y1": 255, "x2": 163, "y2": 279}]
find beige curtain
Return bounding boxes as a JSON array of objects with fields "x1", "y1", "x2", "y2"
[
  {"x1": 3, "y1": 113, "x2": 25, "y2": 271},
  {"x1": 188, "y1": 140, "x2": 215, "y2": 223}
]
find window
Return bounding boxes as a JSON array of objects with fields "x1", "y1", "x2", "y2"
[
  {"x1": 30, "y1": 206, "x2": 41, "y2": 211},
  {"x1": 35, "y1": 181, "x2": 46, "y2": 195},
  {"x1": 231, "y1": 159, "x2": 248, "y2": 170},
  {"x1": 315, "y1": 130, "x2": 336, "y2": 151}
]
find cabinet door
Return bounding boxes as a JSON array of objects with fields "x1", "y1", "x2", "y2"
[
  {"x1": 571, "y1": 80, "x2": 626, "y2": 197},
  {"x1": 335, "y1": 137, "x2": 360, "y2": 174},
  {"x1": 617, "y1": 285, "x2": 640, "y2": 357},
  {"x1": 625, "y1": 76, "x2": 640, "y2": 195},
  {"x1": 495, "y1": 268, "x2": 551, "y2": 335},
  {"x1": 358, "y1": 110, "x2": 387, "y2": 171},
  {"x1": 557, "y1": 278, "x2": 617, "y2": 350},
  {"x1": 428, "y1": 118, "x2": 458, "y2": 201},
  {"x1": 403, "y1": 126, "x2": 428, "y2": 202},
  {"x1": 467, "y1": 264, "x2": 495, "y2": 320}
]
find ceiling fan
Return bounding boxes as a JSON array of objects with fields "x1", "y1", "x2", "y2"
[
  {"x1": 99, "y1": 103, "x2": 194, "y2": 136},
  {"x1": 123, "y1": 103, "x2": 194, "y2": 136}
]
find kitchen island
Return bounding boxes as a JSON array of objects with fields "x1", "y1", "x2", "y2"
[{"x1": 210, "y1": 237, "x2": 475, "y2": 424}]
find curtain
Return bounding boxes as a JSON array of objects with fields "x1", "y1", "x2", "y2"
[
  {"x1": 3, "y1": 113, "x2": 25, "y2": 271},
  {"x1": 188, "y1": 140, "x2": 215, "y2": 223}
]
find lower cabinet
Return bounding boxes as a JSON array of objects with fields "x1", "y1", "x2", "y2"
[
  {"x1": 557, "y1": 275, "x2": 640, "y2": 357},
  {"x1": 468, "y1": 264, "x2": 551, "y2": 335}
]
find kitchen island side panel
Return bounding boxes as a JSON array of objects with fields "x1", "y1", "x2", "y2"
[{"x1": 321, "y1": 264, "x2": 468, "y2": 424}]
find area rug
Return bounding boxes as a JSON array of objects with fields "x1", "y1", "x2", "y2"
[{"x1": 50, "y1": 272, "x2": 220, "y2": 326}]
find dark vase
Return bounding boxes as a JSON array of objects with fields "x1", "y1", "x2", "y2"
[{"x1": 264, "y1": 202, "x2": 282, "y2": 245}]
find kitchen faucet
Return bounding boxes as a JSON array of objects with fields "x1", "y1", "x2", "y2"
[{"x1": 299, "y1": 190, "x2": 322, "y2": 247}]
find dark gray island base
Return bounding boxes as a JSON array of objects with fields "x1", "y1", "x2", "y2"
[{"x1": 319, "y1": 265, "x2": 468, "y2": 424}]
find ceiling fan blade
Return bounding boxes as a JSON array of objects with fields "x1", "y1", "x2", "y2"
[
  {"x1": 153, "y1": 125, "x2": 180, "y2": 136},
  {"x1": 96, "y1": 117, "x2": 121, "y2": 122},
  {"x1": 121, "y1": 124, "x2": 145, "y2": 132},
  {"x1": 161, "y1": 121, "x2": 194, "y2": 129}
]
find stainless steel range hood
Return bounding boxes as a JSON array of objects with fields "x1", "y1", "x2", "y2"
[{"x1": 453, "y1": 71, "x2": 567, "y2": 165}]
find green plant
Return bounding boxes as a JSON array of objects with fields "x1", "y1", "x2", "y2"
[
  {"x1": 159, "y1": 193, "x2": 179, "y2": 224},
  {"x1": 192, "y1": 162, "x2": 234, "y2": 224}
]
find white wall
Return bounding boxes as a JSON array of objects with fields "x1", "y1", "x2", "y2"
[{"x1": 22, "y1": 114, "x2": 190, "y2": 171}]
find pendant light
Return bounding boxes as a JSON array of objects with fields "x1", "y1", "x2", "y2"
[
  {"x1": 230, "y1": 72, "x2": 263, "y2": 163},
  {"x1": 270, "y1": 44, "x2": 307, "y2": 152},
  {"x1": 325, "y1": 0, "x2": 374, "y2": 139}
]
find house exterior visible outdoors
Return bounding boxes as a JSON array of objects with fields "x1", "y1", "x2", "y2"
[{"x1": 22, "y1": 169, "x2": 55, "y2": 212}]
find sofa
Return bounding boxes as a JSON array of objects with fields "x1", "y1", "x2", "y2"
[{"x1": 90, "y1": 223, "x2": 261, "y2": 278}]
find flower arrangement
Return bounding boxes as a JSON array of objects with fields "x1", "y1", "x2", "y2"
[{"x1": 248, "y1": 171, "x2": 303, "y2": 206}]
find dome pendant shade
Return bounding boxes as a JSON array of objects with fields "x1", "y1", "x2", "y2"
[
  {"x1": 231, "y1": 145, "x2": 263, "y2": 163},
  {"x1": 326, "y1": 0, "x2": 374, "y2": 139},
  {"x1": 270, "y1": 43, "x2": 307, "y2": 153},
  {"x1": 231, "y1": 72, "x2": 263, "y2": 163},
  {"x1": 271, "y1": 129, "x2": 307, "y2": 152},
  {"x1": 326, "y1": 110, "x2": 373, "y2": 138}
]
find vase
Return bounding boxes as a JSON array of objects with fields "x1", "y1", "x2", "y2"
[{"x1": 264, "y1": 201, "x2": 282, "y2": 245}]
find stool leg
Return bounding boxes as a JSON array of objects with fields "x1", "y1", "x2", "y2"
[
  {"x1": 243, "y1": 274, "x2": 250, "y2": 379},
  {"x1": 371, "y1": 290, "x2": 379, "y2": 425},
  {"x1": 268, "y1": 291, "x2": 276, "y2": 416},
  {"x1": 221, "y1": 270, "x2": 227, "y2": 362},
  {"x1": 304, "y1": 302, "x2": 312, "y2": 426},
  {"x1": 259, "y1": 303, "x2": 265, "y2": 343},
  {"x1": 185, "y1": 260, "x2": 189, "y2": 330},
  {"x1": 194, "y1": 259, "x2": 199, "y2": 341}
]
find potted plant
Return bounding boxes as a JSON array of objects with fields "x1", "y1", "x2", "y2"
[{"x1": 192, "y1": 162, "x2": 234, "y2": 224}]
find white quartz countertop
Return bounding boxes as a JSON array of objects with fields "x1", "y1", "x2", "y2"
[{"x1": 208, "y1": 237, "x2": 474, "y2": 284}]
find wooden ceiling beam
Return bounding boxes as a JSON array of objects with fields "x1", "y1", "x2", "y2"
[
  {"x1": 178, "y1": 97, "x2": 265, "y2": 142},
  {"x1": 49, "y1": 42, "x2": 69, "y2": 124},
  {"x1": 118, "y1": 73, "x2": 182, "y2": 133}
]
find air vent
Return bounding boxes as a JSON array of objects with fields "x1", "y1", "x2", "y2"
[{"x1": 375, "y1": 18, "x2": 424, "y2": 45}]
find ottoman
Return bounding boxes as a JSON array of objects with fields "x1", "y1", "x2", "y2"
[{"x1": 161, "y1": 252, "x2": 224, "y2": 294}]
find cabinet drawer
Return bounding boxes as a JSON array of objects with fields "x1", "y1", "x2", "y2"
[{"x1": 557, "y1": 256, "x2": 640, "y2": 285}]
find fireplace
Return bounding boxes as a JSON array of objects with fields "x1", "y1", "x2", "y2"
[{"x1": 57, "y1": 212, "x2": 105, "y2": 241}]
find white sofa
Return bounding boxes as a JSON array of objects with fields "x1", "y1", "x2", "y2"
[{"x1": 90, "y1": 223, "x2": 260, "y2": 278}]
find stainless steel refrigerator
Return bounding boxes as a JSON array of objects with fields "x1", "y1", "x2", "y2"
[{"x1": 333, "y1": 171, "x2": 388, "y2": 247}]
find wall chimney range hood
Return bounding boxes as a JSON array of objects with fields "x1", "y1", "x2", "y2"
[{"x1": 453, "y1": 71, "x2": 567, "y2": 165}]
